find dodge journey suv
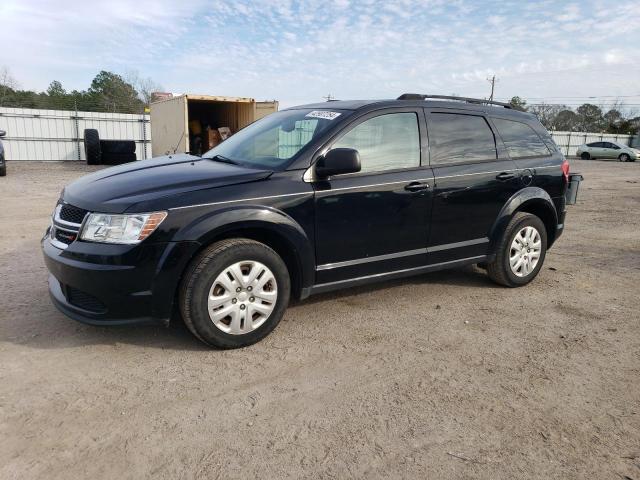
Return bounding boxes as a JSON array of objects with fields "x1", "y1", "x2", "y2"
[{"x1": 43, "y1": 94, "x2": 581, "y2": 348}]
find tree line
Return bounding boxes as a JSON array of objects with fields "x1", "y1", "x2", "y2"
[
  {"x1": 0, "y1": 67, "x2": 162, "y2": 114},
  {"x1": 1, "y1": 66, "x2": 639, "y2": 135},
  {"x1": 508, "y1": 96, "x2": 639, "y2": 135}
]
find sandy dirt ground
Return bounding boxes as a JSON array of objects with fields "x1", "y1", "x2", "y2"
[{"x1": 0, "y1": 159, "x2": 638, "y2": 479}]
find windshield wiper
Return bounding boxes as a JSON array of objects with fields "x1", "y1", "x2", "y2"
[{"x1": 206, "y1": 154, "x2": 239, "y2": 165}]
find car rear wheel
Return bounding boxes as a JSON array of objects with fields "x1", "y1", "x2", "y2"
[
  {"x1": 619, "y1": 153, "x2": 630, "y2": 162},
  {"x1": 487, "y1": 212, "x2": 547, "y2": 287},
  {"x1": 580, "y1": 152, "x2": 590, "y2": 160},
  {"x1": 0, "y1": 164, "x2": 5, "y2": 177},
  {"x1": 179, "y1": 238, "x2": 291, "y2": 348}
]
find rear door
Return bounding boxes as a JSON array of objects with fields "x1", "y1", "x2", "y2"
[
  {"x1": 313, "y1": 108, "x2": 433, "y2": 285},
  {"x1": 424, "y1": 109, "x2": 520, "y2": 263}
]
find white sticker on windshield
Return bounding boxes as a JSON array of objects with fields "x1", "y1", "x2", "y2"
[{"x1": 305, "y1": 110, "x2": 341, "y2": 120}]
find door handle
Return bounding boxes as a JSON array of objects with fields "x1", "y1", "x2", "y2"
[
  {"x1": 404, "y1": 181, "x2": 430, "y2": 192},
  {"x1": 495, "y1": 172, "x2": 516, "y2": 181}
]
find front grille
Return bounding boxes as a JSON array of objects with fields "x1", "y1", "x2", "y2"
[
  {"x1": 59, "y1": 204, "x2": 88, "y2": 224},
  {"x1": 66, "y1": 286, "x2": 107, "y2": 313}
]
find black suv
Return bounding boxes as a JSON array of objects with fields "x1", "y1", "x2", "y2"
[{"x1": 43, "y1": 94, "x2": 580, "y2": 348}]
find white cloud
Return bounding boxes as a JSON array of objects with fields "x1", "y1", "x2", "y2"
[
  {"x1": 0, "y1": 0, "x2": 639, "y2": 106},
  {"x1": 487, "y1": 15, "x2": 505, "y2": 26},
  {"x1": 558, "y1": 3, "x2": 581, "y2": 22},
  {"x1": 604, "y1": 50, "x2": 624, "y2": 65}
]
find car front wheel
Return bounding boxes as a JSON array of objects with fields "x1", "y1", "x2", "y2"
[
  {"x1": 619, "y1": 154, "x2": 630, "y2": 162},
  {"x1": 487, "y1": 212, "x2": 547, "y2": 287},
  {"x1": 180, "y1": 238, "x2": 291, "y2": 348},
  {"x1": 580, "y1": 152, "x2": 590, "y2": 160}
]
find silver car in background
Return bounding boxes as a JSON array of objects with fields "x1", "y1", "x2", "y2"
[{"x1": 576, "y1": 141, "x2": 638, "y2": 162}]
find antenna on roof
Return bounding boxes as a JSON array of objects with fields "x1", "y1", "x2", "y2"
[{"x1": 322, "y1": 94, "x2": 335, "y2": 102}]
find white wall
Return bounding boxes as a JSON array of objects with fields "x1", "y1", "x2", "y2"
[
  {"x1": 0, "y1": 107, "x2": 151, "y2": 161},
  {"x1": 549, "y1": 130, "x2": 633, "y2": 156}
]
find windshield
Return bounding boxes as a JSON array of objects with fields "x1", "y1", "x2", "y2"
[{"x1": 202, "y1": 108, "x2": 349, "y2": 169}]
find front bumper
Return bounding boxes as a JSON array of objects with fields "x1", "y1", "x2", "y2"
[{"x1": 42, "y1": 234, "x2": 199, "y2": 325}]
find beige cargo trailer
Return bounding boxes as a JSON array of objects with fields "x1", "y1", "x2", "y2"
[{"x1": 150, "y1": 94, "x2": 278, "y2": 157}]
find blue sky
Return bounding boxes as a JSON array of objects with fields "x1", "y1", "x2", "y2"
[{"x1": 2, "y1": 0, "x2": 640, "y2": 108}]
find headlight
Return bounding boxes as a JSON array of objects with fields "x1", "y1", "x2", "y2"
[{"x1": 80, "y1": 211, "x2": 167, "y2": 244}]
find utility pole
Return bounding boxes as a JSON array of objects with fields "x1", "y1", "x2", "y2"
[
  {"x1": 323, "y1": 94, "x2": 335, "y2": 102},
  {"x1": 487, "y1": 75, "x2": 498, "y2": 101}
]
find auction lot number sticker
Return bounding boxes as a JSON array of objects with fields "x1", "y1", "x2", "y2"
[{"x1": 306, "y1": 111, "x2": 342, "y2": 120}]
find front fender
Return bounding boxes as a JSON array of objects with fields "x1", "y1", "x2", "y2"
[
  {"x1": 489, "y1": 187, "x2": 558, "y2": 251},
  {"x1": 173, "y1": 205, "x2": 315, "y2": 292}
]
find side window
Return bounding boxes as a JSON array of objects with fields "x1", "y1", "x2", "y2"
[
  {"x1": 428, "y1": 113, "x2": 497, "y2": 165},
  {"x1": 493, "y1": 118, "x2": 551, "y2": 158},
  {"x1": 587, "y1": 142, "x2": 599, "y2": 147},
  {"x1": 607, "y1": 142, "x2": 620, "y2": 150},
  {"x1": 332, "y1": 113, "x2": 420, "y2": 173}
]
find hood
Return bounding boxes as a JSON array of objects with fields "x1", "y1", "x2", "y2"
[{"x1": 63, "y1": 154, "x2": 272, "y2": 213}]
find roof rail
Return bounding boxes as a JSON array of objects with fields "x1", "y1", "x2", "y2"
[{"x1": 397, "y1": 93, "x2": 512, "y2": 109}]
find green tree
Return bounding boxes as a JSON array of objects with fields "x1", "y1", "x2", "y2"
[
  {"x1": 576, "y1": 103, "x2": 604, "y2": 132},
  {"x1": 45, "y1": 80, "x2": 69, "y2": 109},
  {"x1": 554, "y1": 110, "x2": 579, "y2": 131},
  {"x1": 509, "y1": 96, "x2": 527, "y2": 111},
  {"x1": 88, "y1": 70, "x2": 144, "y2": 113},
  {"x1": 603, "y1": 109, "x2": 626, "y2": 133},
  {"x1": 46, "y1": 80, "x2": 66, "y2": 97}
]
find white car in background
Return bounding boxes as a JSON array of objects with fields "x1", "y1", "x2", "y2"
[{"x1": 576, "y1": 141, "x2": 638, "y2": 162}]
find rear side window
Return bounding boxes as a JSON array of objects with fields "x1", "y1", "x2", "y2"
[
  {"x1": 428, "y1": 113, "x2": 497, "y2": 165},
  {"x1": 333, "y1": 112, "x2": 420, "y2": 173},
  {"x1": 493, "y1": 118, "x2": 550, "y2": 158}
]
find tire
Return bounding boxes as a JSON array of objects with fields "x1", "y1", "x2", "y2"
[
  {"x1": 83, "y1": 129, "x2": 101, "y2": 165},
  {"x1": 619, "y1": 154, "x2": 630, "y2": 162},
  {"x1": 0, "y1": 164, "x2": 5, "y2": 177},
  {"x1": 180, "y1": 239, "x2": 291, "y2": 349},
  {"x1": 100, "y1": 140, "x2": 136, "y2": 154},
  {"x1": 580, "y1": 152, "x2": 590, "y2": 160},
  {"x1": 101, "y1": 152, "x2": 136, "y2": 165},
  {"x1": 487, "y1": 212, "x2": 547, "y2": 287}
]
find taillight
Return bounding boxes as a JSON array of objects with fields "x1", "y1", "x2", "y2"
[{"x1": 561, "y1": 159, "x2": 570, "y2": 183}]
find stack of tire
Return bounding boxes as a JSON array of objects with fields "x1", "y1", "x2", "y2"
[{"x1": 83, "y1": 129, "x2": 137, "y2": 165}]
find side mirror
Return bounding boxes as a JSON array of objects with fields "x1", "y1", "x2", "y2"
[
  {"x1": 315, "y1": 148, "x2": 361, "y2": 178},
  {"x1": 0, "y1": 130, "x2": 5, "y2": 137}
]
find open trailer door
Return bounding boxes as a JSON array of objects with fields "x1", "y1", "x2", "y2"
[
  {"x1": 150, "y1": 95, "x2": 188, "y2": 157},
  {"x1": 255, "y1": 101, "x2": 279, "y2": 121}
]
